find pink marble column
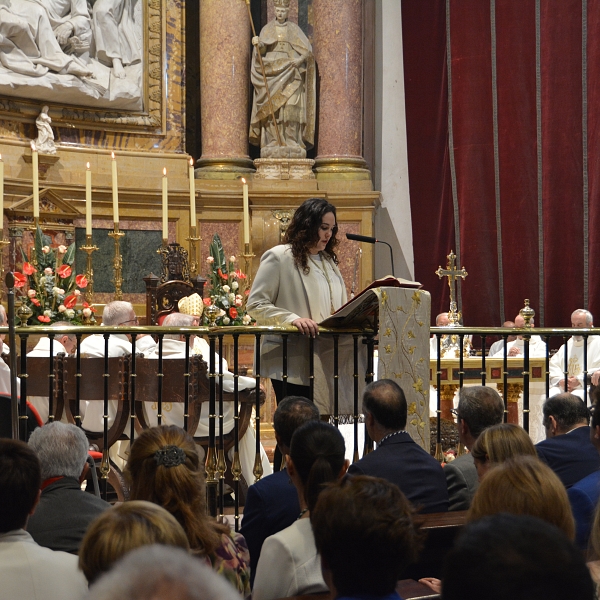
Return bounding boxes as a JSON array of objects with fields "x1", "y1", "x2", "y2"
[
  {"x1": 312, "y1": 0, "x2": 370, "y2": 179},
  {"x1": 197, "y1": 0, "x2": 254, "y2": 178}
]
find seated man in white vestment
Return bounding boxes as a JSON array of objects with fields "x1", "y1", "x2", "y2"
[
  {"x1": 550, "y1": 309, "x2": 600, "y2": 401},
  {"x1": 487, "y1": 320, "x2": 515, "y2": 356},
  {"x1": 143, "y1": 311, "x2": 271, "y2": 485},
  {"x1": 492, "y1": 314, "x2": 547, "y2": 358},
  {"x1": 430, "y1": 312, "x2": 449, "y2": 359},
  {"x1": 0, "y1": 305, "x2": 18, "y2": 396},
  {"x1": 27, "y1": 321, "x2": 76, "y2": 423}
]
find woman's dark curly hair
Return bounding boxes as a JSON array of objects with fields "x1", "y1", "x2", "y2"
[{"x1": 283, "y1": 198, "x2": 339, "y2": 273}]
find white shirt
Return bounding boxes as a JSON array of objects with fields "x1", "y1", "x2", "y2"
[{"x1": 549, "y1": 337, "x2": 600, "y2": 391}]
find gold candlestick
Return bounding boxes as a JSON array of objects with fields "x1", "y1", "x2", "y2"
[
  {"x1": 0, "y1": 231, "x2": 9, "y2": 301},
  {"x1": 240, "y1": 243, "x2": 255, "y2": 288},
  {"x1": 186, "y1": 225, "x2": 201, "y2": 277},
  {"x1": 80, "y1": 234, "x2": 98, "y2": 306},
  {"x1": 108, "y1": 224, "x2": 125, "y2": 300}
]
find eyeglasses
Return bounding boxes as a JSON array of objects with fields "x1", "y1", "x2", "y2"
[
  {"x1": 119, "y1": 317, "x2": 139, "y2": 326},
  {"x1": 450, "y1": 408, "x2": 461, "y2": 420}
]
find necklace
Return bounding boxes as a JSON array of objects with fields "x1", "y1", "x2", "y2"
[
  {"x1": 297, "y1": 508, "x2": 309, "y2": 520},
  {"x1": 308, "y1": 252, "x2": 335, "y2": 315},
  {"x1": 379, "y1": 430, "x2": 408, "y2": 445}
]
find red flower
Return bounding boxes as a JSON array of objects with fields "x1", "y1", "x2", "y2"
[
  {"x1": 234, "y1": 269, "x2": 247, "y2": 280},
  {"x1": 13, "y1": 272, "x2": 26, "y2": 288},
  {"x1": 76, "y1": 274, "x2": 88, "y2": 288},
  {"x1": 228, "y1": 307, "x2": 238, "y2": 319},
  {"x1": 37, "y1": 315, "x2": 51, "y2": 323},
  {"x1": 82, "y1": 301, "x2": 96, "y2": 313},
  {"x1": 244, "y1": 289, "x2": 250, "y2": 296},
  {"x1": 217, "y1": 268, "x2": 228, "y2": 280},
  {"x1": 63, "y1": 294, "x2": 77, "y2": 309},
  {"x1": 23, "y1": 262, "x2": 36, "y2": 275},
  {"x1": 57, "y1": 264, "x2": 72, "y2": 279},
  {"x1": 31, "y1": 298, "x2": 41, "y2": 307},
  {"x1": 203, "y1": 297, "x2": 211, "y2": 306}
]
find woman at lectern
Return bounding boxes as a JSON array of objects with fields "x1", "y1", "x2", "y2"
[{"x1": 248, "y1": 198, "x2": 365, "y2": 419}]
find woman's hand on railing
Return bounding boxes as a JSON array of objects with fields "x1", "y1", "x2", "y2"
[{"x1": 292, "y1": 318, "x2": 320, "y2": 338}]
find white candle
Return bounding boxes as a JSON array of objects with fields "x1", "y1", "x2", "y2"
[
  {"x1": 85, "y1": 162, "x2": 92, "y2": 236},
  {"x1": 111, "y1": 152, "x2": 119, "y2": 223},
  {"x1": 189, "y1": 158, "x2": 196, "y2": 226},
  {"x1": 0, "y1": 155, "x2": 4, "y2": 229},
  {"x1": 162, "y1": 167, "x2": 168, "y2": 240},
  {"x1": 31, "y1": 142, "x2": 39, "y2": 219},
  {"x1": 242, "y1": 178, "x2": 250, "y2": 245}
]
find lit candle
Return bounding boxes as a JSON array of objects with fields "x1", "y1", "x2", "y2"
[
  {"x1": 242, "y1": 177, "x2": 250, "y2": 245},
  {"x1": 189, "y1": 158, "x2": 196, "y2": 226},
  {"x1": 162, "y1": 167, "x2": 168, "y2": 240},
  {"x1": 31, "y1": 142, "x2": 39, "y2": 219},
  {"x1": 111, "y1": 152, "x2": 119, "y2": 223},
  {"x1": 0, "y1": 155, "x2": 4, "y2": 229},
  {"x1": 85, "y1": 162, "x2": 92, "y2": 236}
]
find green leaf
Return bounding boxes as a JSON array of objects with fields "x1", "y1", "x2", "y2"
[
  {"x1": 62, "y1": 242, "x2": 76, "y2": 266},
  {"x1": 209, "y1": 234, "x2": 226, "y2": 273}
]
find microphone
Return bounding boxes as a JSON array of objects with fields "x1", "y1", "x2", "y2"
[{"x1": 346, "y1": 233, "x2": 395, "y2": 277}]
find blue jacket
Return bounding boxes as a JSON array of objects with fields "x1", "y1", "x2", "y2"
[{"x1": 568, "y1": 468, "x2": 600, "y2": 550}]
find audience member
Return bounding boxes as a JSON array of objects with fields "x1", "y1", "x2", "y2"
[
  {"x1": 0, "y1": 438, "x2": 88, "y2": 600},
  {"x1": 441, "y1": 514, "x2": 594, "y2": 600},
  {"x1": 471, "y1": 422, "x2": 536, "y2": 480},
  {"x1": 312, "y1": 475, "x2": 423, "y2": 600},
  {"x1": 487, "y1": 320, "x2": 515, "y2": 356},
  {"x1": 27, "y1": 422, "x2": 110, "y2": 553},
  {"x1": 125, "y1": 425, "x2": 250, "y2": 596},
  {"x1": 535, "y1": 393, "x2": 600, "y2": 487},
  {"x1": 86, "y1": 545, "x2": 240, "y2": 600},
  {"x1": 79, "y1": 501, "x2": 189, "y2": 584},
  {"x1": 549, "y1": 309, "x2": 600, "y2": 399},
  {"x1": 468, "y1": 455, "x2": 575, "y2": 540},
  {"x1": 348, "y1": 379, "x2": 449, "y2": 513},
  {"x1": 241, "y1": 396, "x2": 319, "y2": 585},
  {"x1": 252, "y1": 421, "x2": 348, "y2": 600},
  {"x1": 444, "y1": 386, "x2": 504, "y2": 510}
]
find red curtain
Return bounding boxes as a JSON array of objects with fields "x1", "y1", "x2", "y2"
[{"x1": 403, "y1": 0, "x2": 597, "y2": 328}]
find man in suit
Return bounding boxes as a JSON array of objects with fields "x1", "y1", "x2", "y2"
[
  {"x1": 27, "y1": 421, "x2": 110, "y2": 553},
  {"x1": 347, "y1": 379, "x2": 449, "y2": 513},
  {"x1": 240, "y1": 396, "x2": 320, "y2": 585},
  {"x1": 536, "y1": 393, "x2": 600, "y2": 488},
  {"x1": 444, "y1": 386, "x2": 504, "y2": 511}
]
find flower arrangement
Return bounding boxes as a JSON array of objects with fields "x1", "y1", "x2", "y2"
[
  {"x1": 15, "y1": 226, "x2": 93, "y2": 325},
  {"x1": 203, "y1": 234, "x2": 254, "y2": 326}
]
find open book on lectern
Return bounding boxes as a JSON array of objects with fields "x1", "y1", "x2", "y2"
[{"x1": 319, "y1": 276, "x2": 422, "y2": 328}]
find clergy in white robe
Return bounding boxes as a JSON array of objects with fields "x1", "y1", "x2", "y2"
[
  {"x1": 0, "y1": 305, "x2": 17, "y2": 396},
  {"x1": 492, "y1": 316, "x2": 547, "y2": 358}
]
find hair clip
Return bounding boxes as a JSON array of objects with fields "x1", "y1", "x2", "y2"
[{"x1": 154, "y1": 445, "x2": 186, "y2": 468}]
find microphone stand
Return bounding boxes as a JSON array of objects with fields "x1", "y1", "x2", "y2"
[{"x1": 346, "y1": 233, "x2": 395, "y2": 277}]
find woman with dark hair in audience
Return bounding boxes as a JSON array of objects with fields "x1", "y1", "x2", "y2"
[
  {"x1": 252, "y1": 421, "x2": 349, "y2": 600},
  {"x1": 125, "y1": 425, "x2": 250, "y2": 596},
  {"x1": 470, "y1": 422, "x2": 537, "y2": 480}
]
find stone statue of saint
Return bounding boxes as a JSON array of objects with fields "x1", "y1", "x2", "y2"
[
  {"x1": 249, "y1": 0, "x2": 315, "y2": 159},
  {"x1": 35, "y1": 106, "x2": 56, "y2": 154}
]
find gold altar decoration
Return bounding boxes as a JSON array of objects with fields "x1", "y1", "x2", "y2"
[{"x1": 108, "y1": 224, "x2": 125, "y2": 301}]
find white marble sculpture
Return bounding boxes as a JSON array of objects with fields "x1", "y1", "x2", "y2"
[{"x1": 35, "y1": 106, "x2": 56, "y2": 154}]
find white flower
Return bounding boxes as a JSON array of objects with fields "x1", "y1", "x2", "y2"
[
  {"x1": 44, "y1": 267, "x2": 53, "y2": 275},
  {"x1": 65, "y1": 309, "x2": 75, "y2": 319},
  {"x1": 206, "y1": 256, "x2": 214, "y2": 264},
  {"x1": 52, "y1": 286, "x2": 65, "y2": 296},
  {"x1": 228, "y1": 293, "x2": 235, "y2": 303},
  {"x1": 27, "y1": 289, "x2": 36, "y2": 298},
  {"x1": 222, "y1": 317, "x2": 230, "y2": 325},
  {"x1": 229, "y1": 255, "x2": 236, "y2": 263},
  {"x1": 218, "y1": 309, "x2": 225, "y2": 317},
  {"x1": 82, "y1": 308, "x2": 92, "y2": 318},
  {"x1": 58, "y1": 305, "x2": 66, "y2": 313},
  {"x1": 223, "y1": 285, "x2": 230, "y2": 293},
  {"x1": 235, "y1": 298, "x2": 243, "y2": 307},
  {"x1": 232, "y1": 281, "x2": 239, "y2": 291},
  {"x1": 42, "y1": 246, "x2": 50, "y2": 254},
  {"x1": 43, "y1": 310, "x2": 52, "y2": 317},
  {"x1": 242, "y1": 314, "x2": 252, "y2": 325},
  {"x1": 58, "y1": 245, "x2": 67, "y2": 254},
  {"x1": 74, "y1": 290, "x2": 81, "y2": 296}
]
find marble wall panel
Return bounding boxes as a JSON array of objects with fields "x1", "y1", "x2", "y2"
[{"x1": 199, "y1": 221, "x2": 242, "y2": 275}]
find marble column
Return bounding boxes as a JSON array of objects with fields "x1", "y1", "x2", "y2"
[
  {"x1": 197, "y1": 0, "x2": 254, "y2": 178},
  {"x1": 312, "y1": 0, "x2": 370, "y2": 180}
]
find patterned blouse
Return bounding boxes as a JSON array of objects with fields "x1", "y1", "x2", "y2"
[{"x1": 206, "y1": 531, "x2": 251, "y2": 597}]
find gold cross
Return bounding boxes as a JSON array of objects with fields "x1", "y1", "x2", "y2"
[{"x1": 435, "y1": 251, "x2": 467, "y2": 323}]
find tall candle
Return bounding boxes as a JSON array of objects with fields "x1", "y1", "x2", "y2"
[
  {"x1": 0, "y1": 155, "x2": 4, "y2": 228},
  {"x1": 31, "y1": 142, "x2": 39, "y2": 219},
  {"x1": 241, "y1": 178, "x2": 250, "y2": 245},
  {"x1": 162, "y1": 167, "x2": 168, "y2": 240},
  {"x1": 111, "y1": 152, "x2": 119, "y2": 223},
  {"x1": 85, "y1": 162, "x2": 92, "y2": 236},
  {"x1": 189, "y1": 158, "x2": 196, "y2": 226}
]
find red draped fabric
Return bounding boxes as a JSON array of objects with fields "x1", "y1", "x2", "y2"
[{"x1": 402, "y1": 0, "x2": 597, "y2": 327}]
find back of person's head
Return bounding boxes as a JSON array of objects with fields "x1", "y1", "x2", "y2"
[
  {"x1": 362, "y1": 379, "x2": 407, "y2": 430},
  {"x1": 162, "y1": 313, "x2": 195, "y2": 341},
  {"x1": 457, "y1": 386, "x2": 504, "y2": 438},
  {"x1": 126, "y1": 425, "x2": 226, "y2": 554},
  {"x1": 442, "y1": 514, "x2": 594, "y2": 600},
  {"x1": 28, "y1": 421, "x2": 88, "y2": 481},
  {"x1": 290, "y1": 421, "x2": 346, "y2": 512},
  {"x1": 468, "y1": 455, "x2": 575, "y2": 540},
  {"x1": 79, "y1": 501, "x2": 190, "y2": 584},
  {"x1": 273, "y1": 396, "x2": 320, "y2": 448},
  {"x1": 471, "y1": 422, "x2": 536, "y2": 466},
  {"x1": 0, "y1": 439, "x2": 41, "y2": 533},
  {"x1": 102, "y1": 301, "x2": 134, "y2": 326},
  {"x1": 86, "y1": 545, "x2": 240, "y2": 600},
  {"x1": 312, "y1": 475, "x2": 422, "y2": 597},
  {"x1": 543, "y1": 393, "x2": 589, "y2": 431}
]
